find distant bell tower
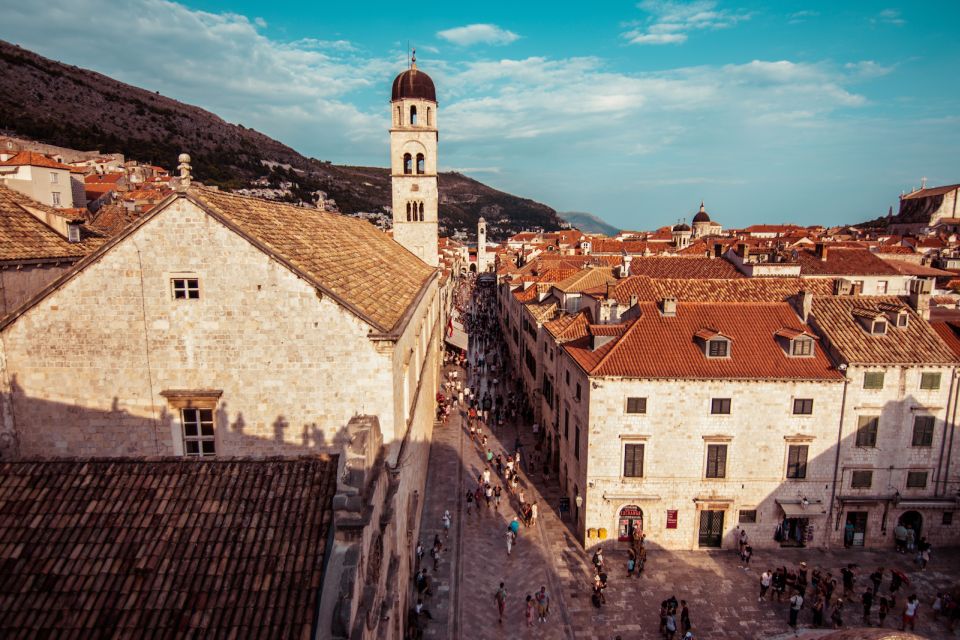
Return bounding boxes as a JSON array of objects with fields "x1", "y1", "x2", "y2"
[
  {"x1": 390, "y1": 50, "x2": 439, "y2": 267},
  {"x1": 477, "y1": 216, "x2": 490, "y2": 272}
]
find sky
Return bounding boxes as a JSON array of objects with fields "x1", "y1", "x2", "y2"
[{"x1": 1, "y1": 0, "x2": 958, "y2": 230}]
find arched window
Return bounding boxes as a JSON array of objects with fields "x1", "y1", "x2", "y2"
[
  {"x1": 403, "y1": 153, "x2": 412, "y2": 175},
  {"x1": 419, "y1": 202, "x2": 425, "y2": 221},
  {"x1": 396, "y1": 106, "x2": 402, "y2": 126},
  {"x1": 426, "y1": 107, "x2": 432, "y2": 126},
  {"x1": 406, "y1": 202, "x2": 412, "y2": 222},
  {"x1": 410, "y1": 105, "x2": 417, "y2": 125},
  {"x1": 416, "y1": 153, "x2": 425, "y2": 175}
]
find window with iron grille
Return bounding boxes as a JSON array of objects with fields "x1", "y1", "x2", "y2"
[
  {"x1": 626, "y1": 397, "x2": 647, "y2": 414},
  {"x1": 856, "y1": 416, "x2": 879, "y2": 447},
  {"x1": 182, "y1": 408, "x2": 215, "y2": 457},
  {"x1": 906, "y1": 471, "x2": 928, "y2": 489},
  {"x1": 705, "y1": 444, "x2": 727, "y2": 478},
  {"x1": 738, "y1": 510, "x2": 757, "y2": 524},
  {"x1": 793, "y1": 398, "x2": 814, "y2": 415},
  {"x1": 787, "y1": 445, "x2": 808, "y2": 479},
  {"x1": 851, "y1": 470, "x2": 873, "y2": 488},
  {"x1": 172, "y1": 278, "x2": 200, "y2": 299},
  {"x1": 623, "y1": 444, "x2": 644, "y2": 478},
  {"x1": 912, "y1": 416, "x2": 935, "y2": 447},
  {"x1": 707, "y1": 339, "x2": 728, "y2": 358}
]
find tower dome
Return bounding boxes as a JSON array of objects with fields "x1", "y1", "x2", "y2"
[
  {"x1": 672, "y1": 221, "x2": 691, "y2": 232},
  {"x1": 391, "y1": 54, "x2": 436, "y2": 102},
  {"x1": 692, "y1": 201, "x2": 710, "y2": 223}
]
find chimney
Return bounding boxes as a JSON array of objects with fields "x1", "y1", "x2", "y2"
[
  {"x1": 622, "y1": 254, "x2": 633, "y2": 277},
  {"x1": 815, "y1": 242, "x2": 828, "y2": 261},
  {"x1": 660, "y1": 296, "x2": 677, "y2": 317},
  {"x1": 737, "y1": 243, "x2": 749, "y2": 260},
  {"x1": 713, "y1": 242, "x2": 723, "y2": 259},
  {"x1": 909, "y1": 278, "x2": 932, "y2": 320},
  {"x1": 606, "y1": 282, "x2": 616, "y2": 299},
  {"x1": 797, "y1": 290, "x2": 813, "y2": 323}
]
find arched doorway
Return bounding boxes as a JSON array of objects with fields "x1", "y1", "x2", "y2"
[
  {"x1": 469, "y1": 263, "x2": 477, "y2": 273},
  {"x1": 618, "y1": 505, "x2": 643, "y2": 542},
  {"x1": 898, "y1": 510, "x2": 923, "y2": 540}
]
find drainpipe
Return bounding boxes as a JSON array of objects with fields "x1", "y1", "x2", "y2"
[
  {"x1": 943, "y1": 369, "x2": 960, "y2": 497},
  {"x1": 826, "y1": 365, "x2": 850, "y2": 547},
  {"x1": 935, "y1": 369, "x2": 956, "y2": 496}
]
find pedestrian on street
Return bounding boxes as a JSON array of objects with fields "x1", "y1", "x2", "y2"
[
  {"x1": 878, "y1": 595, "x2": 889, "y2": 627},
  {"x1": 900, "y1": 594, "x2": 919, "y2": 631},
  {"x1": 505, "y1": 527, "x2": 514, "y2": 555},
  {"x1": 535, "y1": 586, "x2": 550, "y2": 622},
  {"x1": 627, "y1": 549, "x2": 636, "y2": 578},
  {"x1": 431, "y1": 543, "x2": 441, "y2": 571},
  {"x1": 442, "y1": 510, "x2": 451, "y2": 539},
  {"x1": 870, "y1": 567, "x2": 883, "y2": 595},
  {"x1": 831, "y1": 599, "x2": 844, "y2": 628},
  {"x1": 494, "y1": 484, "x2": 502, "y2": 509},
  {"x1": 759, "y1": 569, "x2": 772, "y2": 601},
  {"x1": 415, "y1": 540, "x2": 424, "y2": 571},
  {"x1": 592, "y1": 548, "x2": 604, "y2": 574},
  {"x1": 680, "y1": 600, "x2": 691, "y2": 634},
  {"x1": 789, "y1": 590, "x2": 804, "y2": 632},
  {"x1": 664, "y1": 611, "x2": 677, "y2": 639},
  {"x1": 840, "y1": 564, "x2": 856, "y2": 597},
  {"x1": 862, "y1": 588, "x2": 873, "y2": 625},
  {"x1": 525, "y1": 594, "x2": 535, "y2": 627},
  {"x1": 494, "y1": 582, "x2": 507, "y2": 623},
  {"x1": 812, "y1": 592, "x2": 825, "y2": 627}
]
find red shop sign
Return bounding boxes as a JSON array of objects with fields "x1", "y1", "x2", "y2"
[{"x1": 666, "y1": 510, "x2": 678, "y2": 529}]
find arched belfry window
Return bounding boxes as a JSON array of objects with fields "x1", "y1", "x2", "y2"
[
  {"x1": 403, "y1": 153, "x2": 412, "y2": 175},
  {"x1": 396, "y1": 106, "x2": 402, "y2": 126},
  {"x1": 419, "y1": 202, "x2": 425, "y2": 221},
  {"x1": 416, "y1": 153, "x2": 425, "y2": 175},
  {"x1": 406, "y1": 202, "x2": 412, "y2": 221},
  {"x1": 410, "y1": 105, "x2": 417, "y2": 125},
  {"x1": 426, "y1": 107, "x2": 432, "y2": 126}
]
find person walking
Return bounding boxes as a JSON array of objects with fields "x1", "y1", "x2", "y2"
[
  {"x1": 789, "y1": 590, "x2": 804, "y2": 633},
  {"x1": 664, "y1": 611, "x2": 677, "y2": 639},
  {"x1": 759, "y1": 569, "x2": 772, "y2": 601},
  {"x1": 878, "y1": 595, "x2": 889, "y2": 627},
  {"x1": 530, "y1": 501, "x2": 538, "y2": 526},
  {"x1": 465, "y1": 489, "x2": 474, "y2": 516},
  {"x1": 415, "y1": 540, "x2": 424, "y2": 572},
  {"x1": 505, "y1": 527, "x2": 514, "y2": 555},
  {"x1": 592, "y1": 548, "x2": 605, "y2": 574},
  {"x1": 812, "y1": 592, "x2": 825, "y2": 627},
  {"x1": 535, "y1": 586, "x2": 550, "y2": 622},
  {"x1": 900, "y1": 594, "x2": 919, "y2": 631},
  {"x1": 862, "y1": 588, "x2": 874, "y2": 626},
  {"x1": 870, "y1": 567, "x2": 883, "y2": 596},
  {"x1": 442, "y1": 510, "x2": 451, "y2": 539},
  {"x1": 494, "y1": 582, "x2": 507, "y2": 623},
  {"x1": 680, "y1": 600, "x2": 691, "y2": 635},
  {"x1": 627, "y1": 549, "x2": 636, "y2": 578},
  {"x1": 525, "y1": 594, "x2": 535, "y2": 627}
]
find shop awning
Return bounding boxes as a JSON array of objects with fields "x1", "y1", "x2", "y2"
[
  {"x1": 897, "y1": 500, "x2": 958, "y2": 509},
  {"x1": 777, "y1": 500, "x2": 826, "y2": 518},
  {"x1": 445, "y1": 327, "x2": 468, "y2": 351}
]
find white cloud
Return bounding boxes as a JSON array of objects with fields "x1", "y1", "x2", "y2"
[
  {"x1": 788, "y1": 10, "x2": 818, "y2": 24},
  {"x1": 253, "y1": 16, "x2": 267, "y2": 28},
  {"x1": 436, "y1": 24, "x2": 520, "y2": 47},
  {"x1": 623, "y1": 0, "x2": 751, "y2": 45},
  {"x1": 874, "y1": 8, "x2": 905, "y2": 26}
]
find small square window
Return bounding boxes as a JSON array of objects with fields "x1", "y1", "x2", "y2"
[
  {"x1": 877, "y1": 280, "x2": 888, "y2": 294},
  {"x1": 51, "y1": 192, "x2": 61, "y2": 206},
  {"x1": 863, "y1": 372, "x2": 885, "y2": 390},
  {"x1": 793, "y1": 398, "x2": 814, "y2": 415},
  {"x1": 711, "y1": 398, "x2": 731, "y2": 415},
  {"x1": 920, "y1": 372, "x2": 941, "y2": 390},
  {"x1": 626, "y1": 397, "x2": 647, "y2": 414},
  {"x1": 50, "y1": 171, "x2": 59, "y2": 184},
  {"x1": 738, "y1": 509, "x2": 757, "y2": 524},
  {"x1": 895, "y1": 313, "x2": 909, "y2": 328},
  {"x1": 851, "y1": 470, "x2": 873, "y2": 488},
  {"x1": 856, "y1": 416, "x2": 879, "y2": 447},
  {"x1": 906, "y1": 471, "x2": 928, "y2": 489},
  {"x1": 944, "y1": 511, "x2": 954, "y2": 525},
  {"x1": 791, "y1": 338, "x2": 814, "y2": 357},
  {"x1": 172, "y1": 278, "x2": 200, "y2": 299},
  {"x1": 707, "y1": 339, "x2": 728, "y2": 358},
  {"x1": 182, "y1": 407, "x2": 215, "y2": 457},
  {"x1": 871, "y1": 320, "x2": 887, "y2": 335},
  {"x1": 912, "y1": 416, "x2": 935, "y2": 447}
]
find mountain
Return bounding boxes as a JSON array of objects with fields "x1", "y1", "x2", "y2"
[
  {"x1": 0, "y1": 40, "x2": 562, "y2": 239},
  {"x1": 559, "y1": 211, "x2": 620, "y2": 236}
]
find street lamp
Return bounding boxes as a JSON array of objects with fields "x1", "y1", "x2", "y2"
[{"x1": 575, "y1": 495, "x2": 583, "y2": 509}]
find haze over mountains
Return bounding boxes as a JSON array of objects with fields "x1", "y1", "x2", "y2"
[{"x1": 0, "y1": 40, "x2": 562, "y2": 239}]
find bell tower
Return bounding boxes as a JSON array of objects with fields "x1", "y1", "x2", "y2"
[{"x1": 390, "y1": 51, "x2": 439, "y2": 267}]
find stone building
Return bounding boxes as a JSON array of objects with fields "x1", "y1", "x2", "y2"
[
  {"x1": 0, "y1": 150, "x2": 85, "y2": 209},
  {"x1": 390, "y1": 52, "x2": 439, "y2": 267},
  {"x1": 691, "y1": 201, "x2": 722, "y2": 238}
]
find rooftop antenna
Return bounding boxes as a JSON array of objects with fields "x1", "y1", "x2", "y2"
[{"x1": 921, "y1": 176, "x2": 927, "y2": 189}]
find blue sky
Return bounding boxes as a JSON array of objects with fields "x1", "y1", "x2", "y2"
[{"x1": 2, "y1": 1, "x2": 958, "y2": 230}]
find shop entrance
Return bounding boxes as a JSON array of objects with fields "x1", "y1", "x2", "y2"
[
  {"x1": 698, "y1": 510, "x2": 724, "y2": 548},
  {"x1": 898, "y1": 511, "x2": 923, "y2": 540},
  {"x1": 778, "y1": 517, "x2": 810, "y2": 547},
  {"x1": 618, "y1": 505, "x2": 644, "y2": 542},
  {"x1": 844, "y1": 511, "x2": 868, "y2": 547}
]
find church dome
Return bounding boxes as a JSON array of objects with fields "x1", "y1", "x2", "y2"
[
  {"x1": 391, "y1": 67, "x2": 436, "y2": 102},
  {"x1": 673, "y1": 222, "x2": 691, "y2": 232},
  {"x1": 693, "y1": 201, "x2": 711, "y2": 223}
]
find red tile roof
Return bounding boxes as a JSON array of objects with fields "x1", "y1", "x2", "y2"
[
  {"x1": 881, "y1": 260, "x2": 954, "y2": 277},
  {"x1": 628, "y1": 256, "x2": 745, "y2": 279},
  {"x1": 84, "y1": 173, "x2": 125, "y2": 184},
  {"x1": 586, "y1": 275, "x2": 836, "y2": 304},
  {"x1": 544, "y1": 309, "x2": 592, "y2": 342},
  {"x1": 0, "y1": 456, "x2": 338, "y2": 638},
  {"x1": 0, "y1": 184, "x2": 104, "y2": 262},
  {"x1": 0, "y1": 151, "x2": 72, "y2": 171},
  {"x1": 931, "y1": 321, "x2": 960, "y2": 357},
  {"x1": 795, "y1": 247, "x2": 901, "y2": 276},
  {"x1": 564, "y1": 301, "x2": 841, "y2": 380}
]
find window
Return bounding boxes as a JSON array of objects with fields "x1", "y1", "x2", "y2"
[
  {"x1": 182, "y1": 408, "x2": 215, "y2": 457},
  {"x1": 707, "y1": 339, "x2": 728, "y2": 358},
  {"x1": 851, "y1": 470, "x2": 873, "y2": 488},
  {"x1": 711, "y1": 398, "x2": 731, "y2": 415},
  {"x1": 944, "y1": 512, "x2": 954, "y2": 525},
  {"x1": 856, "y1": 416, "x2": 879, "y2": 447},
  {"x1": 410, "y1": 105, "x2": 417, "y2": 125},
  {"x1": 870, "y1": 319, "x2": 887, "y2": 335},
  {"x1": 786, "y1": 445, "x2": 808, "y2": 479},
  {"x1": 863, "y1": 371, "x2": 884, "y2": 390},
  {"x1": 575, "y1": 383, "x2": 582, "y2": 402},
  {"x1": 426, "y1": 107, "x2": 432, "y2": 126},
  {"x1": 574, "y1": 426, "x2": 581, "y2": 460},
  {"x1": 51, "y1": 192, "x2": 61, "y2": 206},
  {"x1": 396, "y1": 106, "x2": 402, "y2": 125},
  {"x1": 564, "y1": 408, "x2": 569, "y2": 439},
  {"x1": 418, "y1": 202, "x2": 424, "y2": 221},
  {"x1": 623, "y1": 443, "x2": 644, "y2": 477},
  {"x1": 626, "y1": 397, "x2": 647, "y2": 414},
  {"x1": 49, "y1": 171, "x2": 58, "y2": 184},
  {"x1": 912, "y1": 416, "x2": 935, "y2": 447},
  {"x1": 920, "y1": 372, "x2": 942, "y2": 390},
  {"x1": 877, "y1": 280, "x2": 888, "y2": 294},
  {"x1": 406, "y1": 202, "x2": 412, "y2": 221},
  {"x1": 906, "y1": 471, "x2": 928, "y2": 489},
  {"x1": 738, "y1": 510, "x2": 757, "y2": 524},
  {"x1": 416, "y1": 153, "x2": 425, "y2": 175},
  {"x1": 403, "y1": 153, "x2": 412, "y2": 174},
  {"x1": 172, "y1": 278, "x2": 200, "y2": 299},
  {"x1": 894, "y1": 312, "x2": 909, "y2": 328},
  {"x1": 791, "y1": 338, "x2": 814, "y2": 357},
  {"x1": 565, "y1": 371, "x2": 570, "y2": 385},
  {"x1": 793, "y1": 398, "x2": 814, "y2": 415},
  {"x1": 705, "y1": 444, "x2": 727, "y2": 478}
]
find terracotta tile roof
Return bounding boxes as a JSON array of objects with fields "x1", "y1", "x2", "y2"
[
  {"x1": 553, "y1": 267, "x2": 617, "y2": 293},
  {"x1": 934, "y1": 217, "x2": 960, "y2": 225},
  {"x1": 0, "y1": 456, "x2": 338, "y2": 639},
  {"x1": 89, "y1": 203, "x2": 143, "y2": 237},
  {"x1": 873, "y1": 245, "x2": 915, "y2": 255},
  {"x1": 742, "y1": 224, "x2": 804, "y2": 235},
  {"x1": 0, "y1": 151, "x2": 72, "y2": 171},
  {"x1": 881, "y1": 260, "x2": 954, "y2": 277},
  {"x1": 0, "y1": 184, "x2": 104, "y2": 262},
  {"x1": 795, "y1": 247, "x2": 901, "y2": 276},
  {"x1": 931, "y1": 320, "x2": 960, "y2": 355},
  {"x1": 565, "y1": 301, "x2": 842, "y2": 380},
  {"x1": 810, "y1": 296, "x2": 957, "y2": 365},
  {"x1": 901, "y1": 184, "x2": 960, "y2": 199},
  {"x1": 84, "y1": 173, "x2": 125, "y2": 184},
  {"x1": 589, "y1": 275, "x2": 832, "y2": 304},
  {"x1": 527, "y1": 299, "x2": 559, "y2": 324},
  {"x1": 190, "y1": 187, "x2": 434, "y2": 333},
  {"x1": 544, "y1": 309, "x2": 592, "y2": 342},
  {"x1": 628, "y1": 256, "x2": 745, "y2": 279}
]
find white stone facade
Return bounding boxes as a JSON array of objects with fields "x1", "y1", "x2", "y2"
[{"x1": 390, "y1": 96, "x2": 439, "y2": 267}]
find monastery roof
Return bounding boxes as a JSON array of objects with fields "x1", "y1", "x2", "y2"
[
  {"x1": 628, "y1": 256, "x2": 745, "y2": 279},
  {"x1": 189, "y1": 187, "x2": 435, "y2": 333},
  {"x1": 564, "y1": 301, "x2": 841, "y2": 380},
  {"x1": 588, "y1": 275, "x2": 835, "y2": 304},
  {"x1": 795, "y1": 247, "x2": 901, "y2": 277},
  {"x1": 0, "y1": 151, "x2": 73, "y2": 171},
  {"x1": 0, "y1": 457, "x2": 337, "y2": 639},
  {"x1": 901, "y1": 184, "x2": 960, "y2": 200},
  {"x1": 553, "y1": 267, "x2": 617, "y2": 293},
  {"x1": 810, "y1": 296, "x2": 957, "y2": 365},
  {"x1": 0, "y1": 184, "x2": 104, "y2": 263}
]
